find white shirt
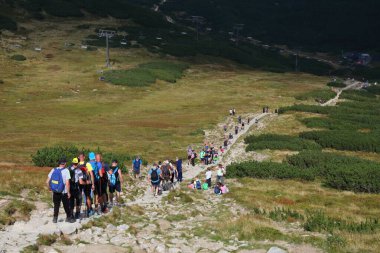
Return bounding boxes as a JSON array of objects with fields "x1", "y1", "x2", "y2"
[
  {"x1": 48, "y1": 167, "x2": 71, "y2": 193},
  {"x1": 217, "y1": 168, "x2": 225, "y2": 176},
  {"x1": 206, "y1": 170, "x2": 212, "y2": 179}
]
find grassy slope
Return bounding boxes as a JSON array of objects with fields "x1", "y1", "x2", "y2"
[{"x1": 0, "y1": 18, "x2": 327, "y2": 164}]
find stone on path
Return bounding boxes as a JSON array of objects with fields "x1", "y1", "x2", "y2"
[
  {"x1": 267, "y1": 247, "x2": 287, "y2": 253},
  {"x1": 156, "y1": 219, "x2": 171, "y2": 230}
]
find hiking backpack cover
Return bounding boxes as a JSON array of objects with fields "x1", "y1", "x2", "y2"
[
  {"x1": 50, "y1": 168, "x2": 65, "y2": 193},
  {"x1": 108, "y1": 167, "x2": 119, "y2": 186}
]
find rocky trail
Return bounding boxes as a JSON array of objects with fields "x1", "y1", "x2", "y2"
[
  {"x1": 0, "y1": 111, "x2": 323, "y2": 253},
  {"x1": 321, "y1": 80, "x2": 364, "y2": 106}
]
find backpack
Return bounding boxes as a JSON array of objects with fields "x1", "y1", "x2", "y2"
[
  {"x1": 214, "y1": 186, "x2": 221, "y2": 194},
  {"x1": 108, "y1": 167, "x2": 119, "y2": 186},
  {"x1": 202, "y1": 183, "x2": 209, "y2": 190},
  {"x1": 69, "y1": 167, "x2": 79, "y2": 191},
  {"x1": 49, "y1": 168, "x2": 65, "y2": 193},
  {"x1": 133, "y1": 159, "x2": 141, "y2": 170},
  {"x1": 151, "y1": 168, "x2": 159, "y2": 182},
  {"x1": 89, "y1": 161, "x2": 100, "y2": 181},
  {"x1": 78, "y1": 165, "x2": 89, "y2": 182},
  {"x1": 196, "y1": 180, "x2": 202, "y2": 190},
  {"x1": 162, "y1": 165, "x2": 170, "y2": 180}
]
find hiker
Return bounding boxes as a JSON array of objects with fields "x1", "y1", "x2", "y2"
[
  {"x1": 200, "y1": 149, "x2": 206, "y2": 164},
  {"x1": 235, "y1": 126, "x2": 239, "y2": 135},
  {"x1": 232, "y1": 108, "x2": 236, "y2": 116},
  {"x1": 216, "y1": 164, "x2": 225, "y2": 184},
  {"x1": 223, "y1": 124, "x2": 227, "y2": 132},
  {"x1": 187, "y1": 146, "x2": 193, "y2": 165},
  {"x1": 195, "y1": 178, "x2": 202, "y2": 190},
  {"x1": 220, "y1": 183, "x2": 229, "y2": 194},
  {"x1": 229, "y1": 109, "x2": 233, "y2": 116},
  {"x1": 78, "y1": 152, "x2": 93, "y2": 217},
  {"x1": 229, "y1": 133, "x2": 233, "y2": 139},
  {"x1": 69, "y1": 158, "x2": 85, "y2": 220},
  {"x1": 87, "y1": 152, "x2": 106, "y2": 215},
  {"x1": 169, "y1": 160, "x2": 177, "y2": 183},
  {"x1": 238, "y1": 115, "x2": 242, "y2": 124},
  {"x1": 247, "y1": 117, "x2": 250, "y2": 124},
  {"x1": 205, "y1": 167, "x2": 212, "y2": 187},
  {"x1": 191, "y1": 151, "x2": 197, "y2": 166},
  {"x1": 241, "y1": 121, "x2": 245, "y2": 130},
  {"x1": 46, "y1": 158, "x2": 74, "y2": 223},
  {"x1": 176, "y1": 157, "x2": 183, "y2": 182},
  {"x1": 132, "y1": 156, "x2": 142, "y2": 179},
  {"x1": 214, "y1": 182, "x2": 222, "y2": 195},
  {"x1": 223, "y1": 139, "x2": 228, "y2": 148},
  {"x1": 148, "y1": 163, "x2": 162, "y2": 196},
  {"x1": 107, "y1": 160, "x2": 123, "y2": 206},
  {"x1": 99, "y1": 161, "x2": 109, "y2": 213}
]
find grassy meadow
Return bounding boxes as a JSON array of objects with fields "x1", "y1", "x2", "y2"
[{"x1": 0, "y1": 18, "x2": 327, "y2": 164}]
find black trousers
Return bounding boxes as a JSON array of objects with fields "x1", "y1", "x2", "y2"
[
  {"x1": 69, "y1": 189, "x2": 82, "y2": 215},
  {"x1": 53, "y1": 192, "x2": 70, "y2": 218}
]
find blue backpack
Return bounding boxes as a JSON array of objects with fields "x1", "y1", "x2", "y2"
[
  {"x1": 214, "y1": 186, "x2": 221, "y2": 194},
  {"x1": 89, "y1": 161, "x2": 100, "y2": 180},
  {"x1": 133, "y1": 159, "x2": 141, "y2": 170},
  {"x1": 196, "y1": 180, "x2": 202, "y2": 190},
  {"x1": 50, "y1": 168, "x2": 65, "y2": 193},
  {"x1": 108, "y1": 167, "x2": 119, "y2": 186}
]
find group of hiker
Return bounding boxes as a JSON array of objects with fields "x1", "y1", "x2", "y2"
[
  {"x1": 47, "y1": 152, "x2": 143, "y2": 223},
  {"x1": 188, "y1": 164, "x2": 228, "y2": 195}
]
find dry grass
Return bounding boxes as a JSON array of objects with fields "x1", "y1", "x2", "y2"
[
  {"x1": 226, "y1": 178, "x2": 380, "y2": 252},
  {"x1": 0, "y1": 18, "x2": 327, "y2": 164}
]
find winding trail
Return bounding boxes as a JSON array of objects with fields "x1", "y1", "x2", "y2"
[
  {"x1": 321, "y1": 80, "x2": 364, "y2": 106},
  {"x1": 0, "y1": 111, "x2": 270, "y2": 252}
]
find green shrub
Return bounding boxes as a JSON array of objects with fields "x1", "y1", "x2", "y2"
[
  {"x1": 340, "y1": 90, "x2": 376, "y2": 101},
  {"x1": 226, "y1": 161, "x2": 315, "y2": 181},
  {"x1": 327, "y1": 80, "x2": 346, "y2": 88},
  {"x1": 104, "y1": 61, "x2": 188, "y2": 87},
  {"x1": 295, "y1": 89, "x2": 336, "y2": 103},
  {"x1": 245, "y1": 134, "x2": 321, "y2": 151},
  {"x1": 31, "y1": 145, "x2": 145, "y2": 172},
  {"x1": 278, "y1": 104, "x2": 332, "y2": 114},
  {"x1": 300, "y1": 130, "x2": 380, "y2": 153},
  {"x1": 21, "y1": 244, "x2": 39, "y2": 253},
  {"x1": 0, "y1": 15, "x2": 17, "y2": 31},
  {"x1": 11, "y1": 54, "x2": 27, "y2": 61},
  {"x1": 304, "y1": 210, "x2": 379, "y2": 233},
  {"x1": 104, "y1": 68, "x2": 156, "y2": 87}
]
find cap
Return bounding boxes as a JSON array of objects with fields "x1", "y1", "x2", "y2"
[
  {"x1": 72, "y1": 157, "x2": 79, "y2": 164},
  {"x1": 58, "y1": 158, "x2": 67, "y2": 165},
  {"x1": 88, "y1": 152, "x2": 95, "y2": 160}
]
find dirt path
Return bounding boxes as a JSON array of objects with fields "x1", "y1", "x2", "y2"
[
  {"x1": 0, "y1": 112, "x2": 270, "y2": 253},
  {"x1": 321, "y1": 80, "x2": 364, "y2": 106}
]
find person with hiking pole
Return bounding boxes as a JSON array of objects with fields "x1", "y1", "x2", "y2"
[
  {"x1": 148, "y1": 163, "x2": 162, "y2": 196},
  {"x1": 46, "y1": 158, "x2": 74, "y2": 223},
  {"x1": 69, "y1": 157, "x2": 85, "y2": 220},
  {"x1": 132, "y1": 156, "x2": 142, "y2": 179},
  {"x1": 86, "y1": 152, "x2": 105, "y2": 215},
  {"x1": 107, "y1": 160, "x2": 123, "y2": 206}
]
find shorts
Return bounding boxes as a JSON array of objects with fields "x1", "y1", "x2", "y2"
[
  {"x1": 151, "y1": 180, "x2": 160, "y2": 187},
  {"x1": 187, "y1": 155, "x2": 191, "y2": 160},
  {"x1": 94, "y1": 180, "x2": 107, "y2": 195},
  {"x1": 109, "y1": 183, "x2": 121, "y2": 193},
  {"x1": 133, "y1": 169, "x2": 140, "y2": 176}
]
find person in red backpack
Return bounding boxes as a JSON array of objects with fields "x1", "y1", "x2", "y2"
[
  {"x1": 46, "y1": 158, "x2": 74, "y2": 223},
  {"x1": 78, "y1": 152, "x2": 94, "y2": 217}
]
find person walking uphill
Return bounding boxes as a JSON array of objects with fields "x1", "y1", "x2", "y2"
[
  {"x1": 47, "y1": 158, "x2": 74, "y2": 223},
  {"x1": 108, "y1": 160, "x2": 123, "y2": 206},
  {"x1": 176, "y1": 157, "x2": 183, "y2": 182},
  {"x1": 132, "y1": 156, "x2": 142, "y2": 179},
  {"x1": 148, "y1": 163, "x2": 162, "y2": 197},
  {"x1": 69, "y1": 158, "x2": 85, "y2": 220}
]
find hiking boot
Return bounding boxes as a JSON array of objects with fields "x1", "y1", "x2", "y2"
[
  {"x1": 102, "y1": 207, "x2": 109, "y2": 214},
  {"x1": 66, "y1": 217, "x2": 75, "y2": 223},
  {"x1": 52, "y1": 217, "x2": 58, "y2": 223},
  {"x1": 75, "y1": 212, "x2": 80, "y2": 220}
]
